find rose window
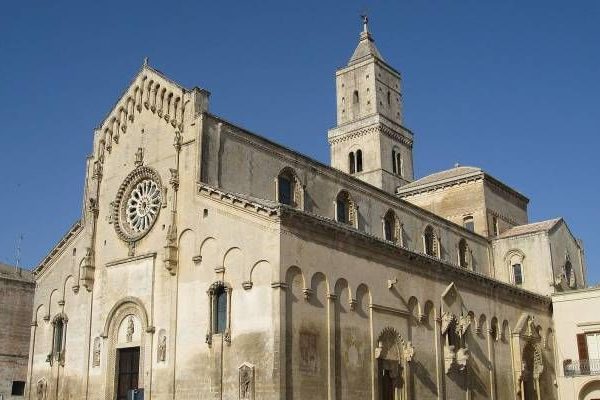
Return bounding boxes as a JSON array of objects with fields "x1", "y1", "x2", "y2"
[
  {"x1": 113, "y1": 167, "x2": 163, "y2": 242},
  {"x1": 126, "y1": 179, "x2": 161, "y2": 233}
]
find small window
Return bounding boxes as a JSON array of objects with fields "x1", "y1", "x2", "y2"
[
  {"x1": 54, "y1": 318, "x2": 64, "y2": 354},
  {"x1": 391, "y1": 150, "x2": 397, "y2": 174},
  {"x1": 356, "y1": 150, "x2": 363, "y2": 172},
  {"x1": 337, "y1": 199, "x2": 347, "y2": 223},
  {"x1": 387, "y1": 90, "x2": 391, "y2": 105},
  {"x1": 12, "y1": 381, "x2": 25, "y2": 396},
  {"x1": 458, "y1": 239, "x2": 469, "y2": 268},
  {"x1": 383, "y1": 210, "x2": 397, "y2": 243},
  {"x1": 278, "y1": 175, "x2": 292, "y2": 205},
  {"x1": 424, "y1": 226, "x2": 438, "y2": 257},
  {"x1": 513, "y1": 263, "x2": 523, "y2": 285},
  {"x1": 336, "y1": 191, "x2": 356, "y2": 227},
  {"x1": 463, "y1": 216, "x2": 474, "y2": 232},
  {"x1": 214, "y1": 286, "x2": 227, "y2": 334},
  {"x1": 396, "y1": 153, "x2": 403, "y2": 177},
  {"x1": 348, "y1": 152, "x2": 356, "y2": 174},
  {"x1": 353, "y1": 90, "x2": 359, "y2": 104}
]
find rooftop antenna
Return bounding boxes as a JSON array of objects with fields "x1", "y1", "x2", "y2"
[{"x1": 15, "y1": 233, "x2": 23, "y2": 273}]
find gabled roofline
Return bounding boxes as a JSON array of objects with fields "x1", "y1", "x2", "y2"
[
  {"x1": 34, "y1": 220, "x2": 83, "y2": 275},
  {"x1": 397, "y1": 168, "x2": 529, "y2": 205}
]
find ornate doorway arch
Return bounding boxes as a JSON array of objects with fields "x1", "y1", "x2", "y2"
[
  {"x1": 374, "y1": 327, "x2": 415, "y2": 400},
  {"x1": 101, "y1": 297, "x2": 153, "y2": 400}
]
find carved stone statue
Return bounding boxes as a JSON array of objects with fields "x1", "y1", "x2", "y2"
[
  {"x1": 441, "y1": 312, "x2": 455, "y2": 335},
  {"x1": 36, "y1": 379, "x2": 47, "y2": 400},
  {"x1": 158, "y1": 334, "x2": 167, "y2": 362},
  {"x1": 239, "y1": 363, "x2": 254, "y2": 399},
  {"x1": 126, "y1": 316, "x2": 135, "y2": 342},
  {"x1": 134, "y1": 147, "x2": 144, "y2": 167}
]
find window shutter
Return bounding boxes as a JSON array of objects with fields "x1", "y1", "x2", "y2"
[{"x1": 577, "y1": 333, "x2": 589, "y2": 361}]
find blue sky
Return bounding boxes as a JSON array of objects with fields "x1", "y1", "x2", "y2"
[{"x1": 0, "y1": 1, "x2": 598, "y2": 283}]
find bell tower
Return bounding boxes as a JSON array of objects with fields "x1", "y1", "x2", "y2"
[{"x1": 328, "y1": 17, "x2": 414, "y2": 193}]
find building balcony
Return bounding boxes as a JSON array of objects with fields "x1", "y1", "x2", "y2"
[{"x1": 564, "y1": 359, "x2": 600, "y2": 377}]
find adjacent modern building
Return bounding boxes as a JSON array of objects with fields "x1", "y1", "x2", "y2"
[
  {"x1": 27, "y1": 19, "x2": 587, "y2": 400},
  {"x1": 0, "y1": 262, "x2": 34, "y2": 400},
  {"x1": 553, "y1": 286, "x2": 600, "y2": 400}
]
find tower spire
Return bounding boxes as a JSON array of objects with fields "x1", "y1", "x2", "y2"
[
  {"x1": 348, "y1": 15, "x2": 384, "y2": 65},
  {"x1": 361, "y1": 13, "x2": 369, "y2": 33}
]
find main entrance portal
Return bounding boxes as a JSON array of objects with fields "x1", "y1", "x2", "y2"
[{"x1": 116, "y1": 347, "x2": 140, "y2": 400}]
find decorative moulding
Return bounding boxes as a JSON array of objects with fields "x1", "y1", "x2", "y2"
[{"x1": 105, "y1": 252, "x2": 157, "y2": 268}]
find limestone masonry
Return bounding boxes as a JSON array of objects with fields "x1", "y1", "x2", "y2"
[{"x1": 26, "y1": 19, "x2": 588, "y2": 400}]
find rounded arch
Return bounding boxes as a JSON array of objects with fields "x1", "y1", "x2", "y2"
[
  {"x1": 335, "y1": 190, "x2": 357, "y2": 226},
  {"x1": 34, "y1": 304, "x2": 45, "y2": 324},
  {"x1": 178, "y1": 228, "x2": 194, "y2": 242},
  {"x1": 423, "y1": 225, "x2": 438, "y2": 257},
  {"x1": 334, "y1": 278, "x2": 351, "y2": 313},
  {"x1": 383, "y1": 209, "x2": 400, "y2": 243},
  {"x1": 101, "y1": 296, "x2": 149, "y2": 338},
  {"x1": 198, "y1": 236, "x2": 217, "y2": 267},
  {"x1": 578, "y1": 379, "x2": 600, "y2": 400},
  {"x1": 478, "y1": 314, "x2": 488, "y2": 335},
  {"x1": 355, "y1": 283, "x2": 371, "y2": 317},
  {"x1": 249, "y1": 259, "x2": 271, "y2": 282},
  {"x1": 62, "y1": 275, "x2": 75, "y2": 300},
  {"x1": 285, "y1": 265, "x2": 305, "y2": 289},
  {"x1": 407, "y1": 296, "x2": 421, "y2": 322},
  {"x1": 490, "y1": 317, "x2": 499, "y2": 340},
  {"x1": 222, "y1": 247, "x2": 242, "y2": 272},
  {"x1": 277, "y1": 166, "x2": 304, "y2": 208},
  {"x1": 47, "y1": 288, "x2": 59, "y2": 318},
  {"x1": 502, "y1": 319, "x2": 510, "y2": 342},
  {"x1": 310, "y1": 271, "x2": 329, "y2": 294},
  {"x1": 423, "y1": 300, "x2": 435, "y2": 327}
]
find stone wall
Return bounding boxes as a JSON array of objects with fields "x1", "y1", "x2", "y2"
[{"x1": 0, "y1": 266, "x2": 34, "y2": 400}]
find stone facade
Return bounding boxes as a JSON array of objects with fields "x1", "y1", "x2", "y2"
[
  {"x1": 552, "y1": 287, "x2": 600, "y2": 400},
  {"x1": 27, "y1": 21, "x2": 586, "y2": 400},
  {"x1": 0, "y1": 263, "x2": 34, "y2": 400}
]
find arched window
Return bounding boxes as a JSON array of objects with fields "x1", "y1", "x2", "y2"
[
  {"x1": 512, "y1": 263, "x2": 523, "y2": 285},
  {"x1": 506, "y1": 250, "x2": 525, "y2": 287},
  {"x1": 353, "y1": 90, "x2": 359, "y2": 104},
  {"x1": 392, "y1": 149, "x2": 403, "y2": 177},
  {"x1": 349, "y1": 152, "x2": 356, "y2": 174},
  {"x1": 206, "y1": 282, "x2": 232, "y2": 344},
  {"x1": 423, "y1": 226, "x2": 438, "y2": 257},
  {"x1": 51, "y1": 314, "x2": 68, "y2": 364},
  {"x1": 396, "y1": 153, "x2": 403, "y2": 177},
  {"x1": 383, "y1": 210, "x2": 400, "y2": 244},
  {"x1": 214, "y1": 286, "x2": 227, "y2": 333},
  {"x1": 277, "y1": 174, "x2": 292, "y2": 206},
  {"x1": 277, "y1": 168, "x2": 302, "y2": 208},
  {"x1": 458, "y1": 239, "x2": 469, "y2": 268},
  {"x1": 463, "y1": 216, "x2": 474, "y2": 232},
  {"x1": 336, "y1": 191, "x2": 357, "y2": 227},
  {"x1": 356, "y1": 150, "x2": 363, "y2": 172}
]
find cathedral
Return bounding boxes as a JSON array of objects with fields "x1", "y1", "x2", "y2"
[{"x1": 27, "y1": 19, "x2": 586, "y2": 400}]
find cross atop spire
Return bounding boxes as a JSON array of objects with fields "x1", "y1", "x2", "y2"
[
  {"x1": 361, "y1": 14, "x2": 369, "y2": 33},
  {"x1": 348, "y1": 15, "x2": 384, "y2": 65}
]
